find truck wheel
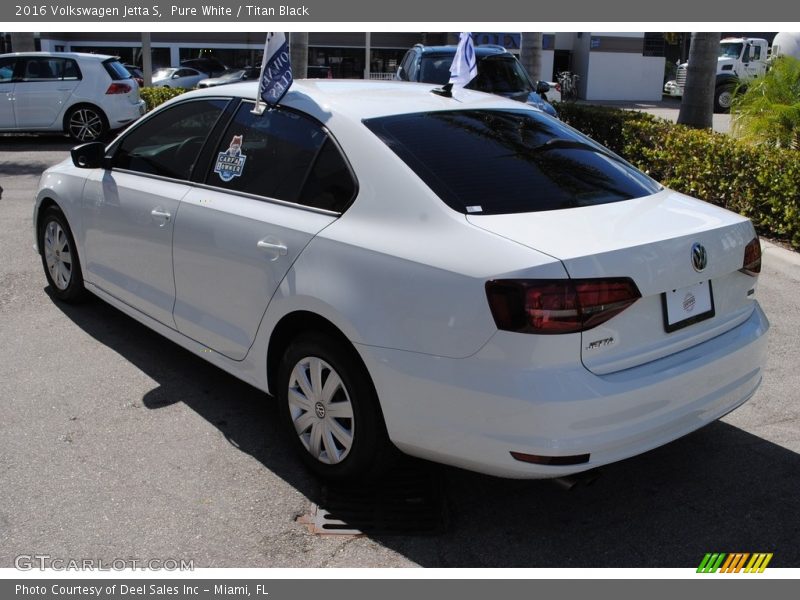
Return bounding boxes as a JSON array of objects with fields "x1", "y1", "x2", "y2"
[{"x1": 714, "y1": 84, "x2": 735, "y2": 113}]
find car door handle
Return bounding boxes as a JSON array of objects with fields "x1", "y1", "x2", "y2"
[
  {"x1": 257, "y1": 238, "x2": 288, "y2": 261},
  {"x1": 150, "y1": 208, "x2": 171, "y2": 221}
]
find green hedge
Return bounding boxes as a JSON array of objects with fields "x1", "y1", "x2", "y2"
[
  {"x1": 555, "y1": 103, "x2": 800, "y2": 249},
  {"x1": 139, "y1": 87, "x2": 189, "y2": 111}
]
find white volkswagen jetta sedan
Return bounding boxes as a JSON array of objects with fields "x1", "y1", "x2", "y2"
[{"x1": 33, "y1": 81, "x2": 769, "y2": 481}]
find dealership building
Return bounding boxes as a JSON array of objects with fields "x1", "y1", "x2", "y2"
[{"x1": 35, "y1": 31, "x2": 668, "y2": 101}]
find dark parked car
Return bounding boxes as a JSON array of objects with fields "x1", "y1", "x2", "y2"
[
  {"x1": 123, "y1": 64, "x2": 144, "y2": 87},
  {"x1": 396, "y1": 44, "x2": 557, "y2": 116},
  {"x1": 180, "y1": 57, "x2": 227, "y2": 78},
  {"x1": 306, "y1": 65, "x2": 333, "y2": 79}
]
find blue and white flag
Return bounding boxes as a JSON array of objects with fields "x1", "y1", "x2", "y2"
[
  {"x1": 257, "y1": 32, "x2": 293, "y2": 109},
  {"x1": 449, "y1": 32, "x2": 477, "y2": 87}
]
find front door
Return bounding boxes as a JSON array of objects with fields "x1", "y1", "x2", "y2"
[{"x1": 81, "y1": 98, "x2": 229, "y2": 327}]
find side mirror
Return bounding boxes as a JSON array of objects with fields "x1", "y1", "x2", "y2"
[
  {"x1": 536, "y1": 80, "x2": 550, "y2": 94},
  {"x1": 71, "y1": 142, "x2": 107, "y2": 169},
  {"x1": 172, "y1": 73, "x2": 181, "y2": 79}
]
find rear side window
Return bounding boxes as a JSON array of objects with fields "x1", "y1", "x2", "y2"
[
  {"x1": 207, "y1": 103, "x2": 356, "y2": 211},
  {"x1": 364, "y1": 109, "x2": 661, "y2": 215},
  {"x1": 103, "y1": 59, "x2": 131, "y2": 81},
  {"x1": 112, "y1": 99, "x2": 227, "y2": 180},
  {"x1": 19, "y1": 57, "x2": 80, "y2": 81}
]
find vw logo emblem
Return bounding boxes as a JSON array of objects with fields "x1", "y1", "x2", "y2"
[
  {"x1": 691, "y1": 243, "x2": 708, "y2": 272},
  {"x1": 314, "y1": 402, "x2": 326, "y2": 419}
]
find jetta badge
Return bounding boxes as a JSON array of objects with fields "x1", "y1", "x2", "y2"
[{"x1": 691, "y1": 243, "x2": 708, "y2": 272}]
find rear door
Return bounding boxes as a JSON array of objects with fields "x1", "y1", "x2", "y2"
[
  {"x1": 82, "y1": 98, "x2": 229, "y2": 327},
  {"x1": 13, "y1": 57, "x2": 81, "y2": 128},
  {"x1": 172, "y1": 101, "x2": 356, "y2": 360}
]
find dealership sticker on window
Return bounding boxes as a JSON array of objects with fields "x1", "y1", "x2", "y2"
[{"x1": 214, "y1": 135, "x2": 247, "y2": 182}]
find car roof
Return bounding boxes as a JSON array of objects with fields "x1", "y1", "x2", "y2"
[
  {"x1": 183, "y1": 79, "x2": 536, "y2": 121},
  {"x1": 0, "y1": 51, "x2": 116, "y2": 61},
  {"x1": 414, "y1": 45, "x2": 512, "y2": 58}
]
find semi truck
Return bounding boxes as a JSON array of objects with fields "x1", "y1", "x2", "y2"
[{"x1": 664, "y1": 32, "x2": 800, "y2": 113}]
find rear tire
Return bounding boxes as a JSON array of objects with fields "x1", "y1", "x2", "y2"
[
  {"x1": 65, "y1": 105, "x2": 108, "y2": 142},
  {"x1": 38, "y1": 206, "x2": 87, "y2": 303},
  {"x1": 277, "y1": 332, "x2": 394, "y2": 481}
]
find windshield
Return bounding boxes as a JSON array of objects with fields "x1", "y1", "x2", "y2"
[
  {"x1": 719, "y1": 43, "x2": 743, "y2": 59},
  {"x1": 417, "y1": 54, "x2": 533, "y2": 94},
  {"x1": 468, "y1": 57, "x2": 532, "y2": 94},
  {"x1": 153, "y1": 68, "x2": 176, "y2": 79},
  {"x1": 364, "y1": 109, "x2": 661, "y2": 215}
]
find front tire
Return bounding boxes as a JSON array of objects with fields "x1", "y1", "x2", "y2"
[
  {"x1": 277, "y1": 332, "x2": 394, "y2": 481},
  {"x1": 714, "y1": 84, "x2": 734, "y2": 113},
  {"x1": 38, "y1": 206, "x2": 86, "y2": 302}
]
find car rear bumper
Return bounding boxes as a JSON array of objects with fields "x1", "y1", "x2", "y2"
[
  {"x1": 357, "y1": 302, "x2": 769, "y2": 478},
  {"x1": 106, "y1": 99, "x2": 146, "y2": 129}
]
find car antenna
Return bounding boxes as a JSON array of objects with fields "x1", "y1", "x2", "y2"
[{"x1": 431, "y1": 82, "x2": 454, "y2": 97}]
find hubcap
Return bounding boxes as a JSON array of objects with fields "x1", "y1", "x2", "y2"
[
  {"x1": 719, "y1": 91, "x2": 732, "y2": 108},
  {"x1": 43, "y1": 221, "x2": 72, "y2": 290},
  {"x1": 68, "y1": 108, "x2": 103, "y2": 141},
  {"x1": 288, "y1": 356, "x2": 354, "y2": 465}
]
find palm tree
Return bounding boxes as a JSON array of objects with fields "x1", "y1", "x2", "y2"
[
  {"x1": 677, "y1": 32, "x2": 720, "y2": 129},
  {"x1": 520, "y1": 33, "x2": 543, "y2": 83},
  {"x1": 732, "y1": 56, "x2": 800, "y2": 149},
  {"x1": 290, "y1": 32, "x2": 308, "y2": 79}
]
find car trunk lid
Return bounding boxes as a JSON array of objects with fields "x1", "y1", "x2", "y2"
[{"x1": 468, "y1": 190, "x2": 759, "y2": 374}]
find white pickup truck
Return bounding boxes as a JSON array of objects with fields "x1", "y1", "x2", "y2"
[{"x1": 664, "y1": 32, "x2": 800, "y2": 113}]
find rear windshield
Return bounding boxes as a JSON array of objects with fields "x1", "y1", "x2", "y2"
[
  {"x1": 364, "y1": 109, "x2": 661, "y2": 215},
  {"x1": 103, "y1": 59, "x2": 132, "y2": 81}
]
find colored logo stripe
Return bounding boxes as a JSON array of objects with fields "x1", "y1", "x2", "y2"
[{"x1": 697, "y1": 553, "x2": 773, "y2": 573}]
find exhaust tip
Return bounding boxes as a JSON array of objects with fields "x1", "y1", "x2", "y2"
[{"x1": 551, "y1": 469, "x2": 602, "y2": 491}]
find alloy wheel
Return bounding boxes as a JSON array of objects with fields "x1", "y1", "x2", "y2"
[
  {"x1": 68, "y1": 108, "x2": 104, "y2": 141},
  {"x1": 43, "y1": 220, "x2": 72, "y2": 290}
]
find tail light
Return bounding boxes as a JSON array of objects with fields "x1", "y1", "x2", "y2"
[
  {"x1": 106, "y1": 82, "x2": 132, "y2": 95},
  {"x1": 486, "y1": 278, "x2": 641, "y2": 334},
  {"x1": 741, "y1": 236, "x2": 761, "y2": 276}
]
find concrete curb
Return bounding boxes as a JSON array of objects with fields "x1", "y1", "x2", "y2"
[{"x1": 761, "y1": 240, "x2": 800, "y2": 268}]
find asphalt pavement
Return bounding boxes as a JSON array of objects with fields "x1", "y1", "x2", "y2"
[
  {"x1": 0, "y1": 135, "x2": 798, "y2": 568},
  {"x1": 582, "y1": 97, "x2": 732, "y2": 134}
]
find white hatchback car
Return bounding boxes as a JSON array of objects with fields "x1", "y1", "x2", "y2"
[
  {"x1": 0, "y1": 52, "x2": 145, "y2": 141},
  {"x1": 34, "y1": 81, "x2": 769, "y2": 481}
]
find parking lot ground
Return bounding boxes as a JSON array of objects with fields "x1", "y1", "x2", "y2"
[
  {"x1": 0, "y1": 137, "x2": 798, "y2": 568},
  {"x1": 577, "y1": 96, "x2": 732, "y2": 134}
]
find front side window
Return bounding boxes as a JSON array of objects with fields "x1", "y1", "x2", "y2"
[
  {"x1": 112, "y1": 99, "x2": 227, "y2": 180},
  {"x1": 0, "y1": 57, "x2": 17, "y2": 83},
  {"x1": 364, "y1": 109, "x2": 661, "y2": 215},
  {"x1": 206, "y1": 103, "x2": 356, "y2": 211}
]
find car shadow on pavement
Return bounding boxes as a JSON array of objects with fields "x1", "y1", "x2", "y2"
[{"x1": 49, "y1": 291, "x2": 800, "y2": 568}]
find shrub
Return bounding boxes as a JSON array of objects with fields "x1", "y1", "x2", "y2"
[
  {"x1": 731, "y1": 56, "x2": 800, "y2": 149},
  {"x1": 555, "y1": 103, "x2": 800, "y2": 249},
  {"x1": 139, "y1": 87, "x2": 189, "y2": 111}
]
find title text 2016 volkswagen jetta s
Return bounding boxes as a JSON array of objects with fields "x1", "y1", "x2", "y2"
[{"x1": 34, "y1": 81, "x2": 769, "y2": 480}]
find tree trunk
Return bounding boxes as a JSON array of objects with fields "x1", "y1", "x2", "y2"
[
  {"x1": 290, "y1": 32, "x2": 308, "y2": 79},
  {"x1": 520, "y1": 33, "x2": 543, "y2": 83},
  {"x1": 10, "y1": 32, "x2": 36, "y2": 52},
  {"x1": 677, "y1": 32, "x2": 720, "y2": 129}
]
